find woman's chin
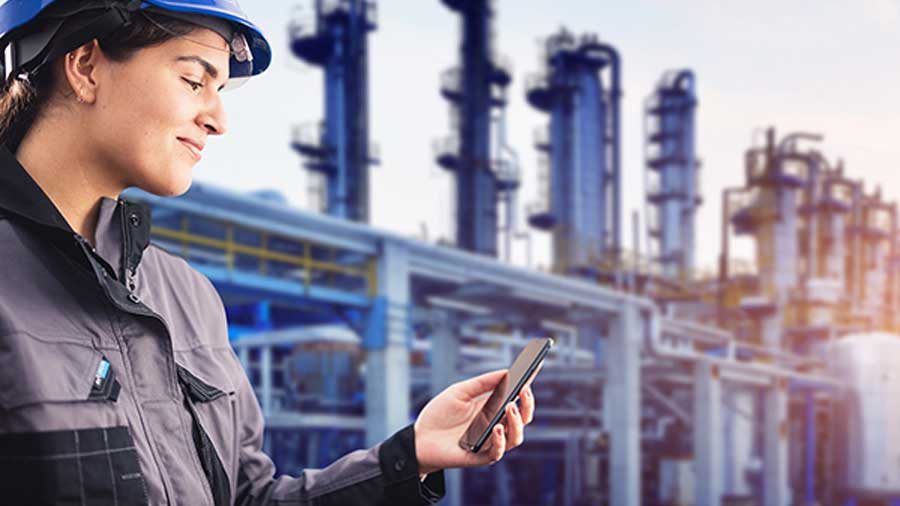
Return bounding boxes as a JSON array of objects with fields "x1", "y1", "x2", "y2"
[{"x1": 138, "y1": 174, "x2": 193, "y2": 198}]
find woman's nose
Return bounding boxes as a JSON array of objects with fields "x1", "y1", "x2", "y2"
[{"x1": 198, "y1": 94, "x2": 228, "y2": 136}]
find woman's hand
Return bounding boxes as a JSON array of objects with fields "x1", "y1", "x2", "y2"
[{"x1": 413, "y1": 369, "x2": 537, "y2": 477}]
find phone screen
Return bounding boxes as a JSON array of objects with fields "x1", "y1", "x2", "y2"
[{"x1": 458, "y1": 338, "x2": 552, "y2": 452}]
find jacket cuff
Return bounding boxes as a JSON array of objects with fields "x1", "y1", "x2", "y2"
[{"x1": 378, "y1": 424, "x2": 446, "y2": 504}]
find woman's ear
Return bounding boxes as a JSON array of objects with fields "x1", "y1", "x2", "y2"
[{"x1": 62, "y1": 40, "x2": 102, "y2": 105}]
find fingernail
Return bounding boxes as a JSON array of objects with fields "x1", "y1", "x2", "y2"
[{"x1": 511, "y1": 404, "x2": 519, "y2": 416}]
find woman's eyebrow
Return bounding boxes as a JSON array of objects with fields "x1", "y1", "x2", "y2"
[{"x1": 175, "y1": 55, "x2": 220, "y2": 79}]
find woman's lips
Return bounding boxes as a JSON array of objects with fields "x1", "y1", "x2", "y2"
[{"x1": 177, "y1": 137, "x2": 203, "y2": 161}]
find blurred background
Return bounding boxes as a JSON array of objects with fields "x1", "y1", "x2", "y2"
[{"x1": 124, "y1": 1, "x2": 900, "y2": 504}]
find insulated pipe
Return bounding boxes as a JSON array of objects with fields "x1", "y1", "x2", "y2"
[
  {"x1": 660, "y1": 316, "x2": 819, "y2": 367},
  {"x1": 642, "y1": 383, "x2": 692, "y2": 425},
  {"x1": 718, "y1": 187, "x2": 743, "y2": 326},
  {"x1": 644, "y1": 307, "x2": 840, "y2": 388},
  {"x1": 890, "y1": 203, "x2": 899, "y2": 326},
  {"x1": 495, "y1": 103, "x2": 526, "y2": 265},
  {"x1": 594, "y1": 43, "x2": 621, "y2": 260},
  {"x1": 777, "y1": 132, "x2": 823, "y2": 155},
  {"x1": 673, "y1": 70, "x2": 697, "y2": 278},
  {"x1": 852, "y1": 182, "x2": 865, "y2": 315},
  {"x1": 811, "y1": 151, "x2": 836, "y2": 281},
  {"x1": 805, "y1": 155, "x2": 820, "y2": 279}
]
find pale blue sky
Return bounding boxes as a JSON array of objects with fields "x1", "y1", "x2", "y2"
[{"x1": 194, "y1": 0, "x2": 900, "y2": 272}]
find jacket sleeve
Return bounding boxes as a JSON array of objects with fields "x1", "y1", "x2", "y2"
[{"x1": 228, "y1": 349, "x2": 445, "y2": 506}]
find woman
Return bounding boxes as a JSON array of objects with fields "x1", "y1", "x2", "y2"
[{"x1": 0, "y1": 1, "x2": 536, "y2": 504}]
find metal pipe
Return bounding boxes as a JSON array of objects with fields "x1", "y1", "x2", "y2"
[
  {"x1": 673, "y1": 69, "x2": 695, "y2": 91},
  {"x1": 804, "y1": 390, "x2": 816, "y2": 504},
  {"x1": 660, "y1": 316, "x2": 819, "y2": 367},
  {"x1": 802, "y1": 153, "x2": 821, "y2": 280},
  {"x1": 852, "y1": 182, "x2": 865, "y2": 313},
  {"x1": 885, "y1": 201, "x2": 900, "y2": 328},
  {"x1": 630, "y1": 209, "x2": 639, "y2": 291},
  {"x1": 675, "y1": 70, "x2": 697, "y2": 279},
  {"x1": 777, "y1": 131, "x2": 823, "y2": 155},
  {"x1": 645, "y1": 307, "x2": 840, "y2": 387},
  {"x1": 496, "y1": 109, "x2": 534, "y2": 268},
  {"x1": 594, "y1": 43, "x2": 621, "y2": 260},
  {"x1": 718, "y1": 187, "x2": 743, "y2": 326},
  {"x1": 495, "y1": 104, "x2": 520, "y2": 263},
  {"x1": 642, "y1": 382, "x2": 691, "y2": 425}
]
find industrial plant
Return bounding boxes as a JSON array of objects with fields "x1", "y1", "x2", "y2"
[{"x1": 121, "y1": 0, "x2": 899, "y2": 504}]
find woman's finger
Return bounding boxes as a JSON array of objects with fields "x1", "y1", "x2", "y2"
[
  {"x1": 454, "y1": 369, "x2": 508, "y2": 401},
  {"x1": 519, "y1": 385, "x2": 535, "y2": 425},
  {"x1": 487, "y1": 424, "x2": 506, "y2": 464},
  {"x1": 504, "y1": 403, "x2": 525, "y2": 450}
]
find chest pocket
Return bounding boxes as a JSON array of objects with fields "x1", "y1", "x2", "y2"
[
  {"x1": 177, "y1": 363, "x2": 236, "y2": 506},
  {"x1": 0, "y1": 332, "x2": 148, "y2": 505},
  {"x1": 0, "y1": 332, "x2": 103, "y2": 411}
]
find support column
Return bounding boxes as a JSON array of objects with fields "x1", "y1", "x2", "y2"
[
  {"x1": 723, "y1": 386, "x2": 755, "y2": 498},
  {"x1": 238, "y1": 346, "x2": 249, "y2": 372},
  {"x1": 260, "y1": 345, "x2": 272, "y2": 417},
  {"x1": 606, "y1": 303, "x2": 641, "y2": 506},
  {"x1": 804, "y1": 391, "x2": 816, "y2": 505},
  {"x1": 429, "y1": 310, "x2": 463, "y2": 506},
  {"x1": 365, "y1": 240, "x2": 412, "y2": 446},
  {"x1": 564, "y1": 432, "x2": 584, "y2": 505},
  {"x1": 764, "y1": 379, "x2": 790, "y2": 506},
  {"x1": 694, "y1": 362, "x2": 722, "y2": 505},
  {"x1": 260, "y1": 344, "x2": 273, "y2": 455},
  {"x1": 254, "y1": 300, "x2": 272, "y2": 331}
]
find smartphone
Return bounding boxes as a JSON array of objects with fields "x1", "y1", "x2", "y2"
[{"x1": 458, "y1": 337, "x2": 553, "y2": 453}]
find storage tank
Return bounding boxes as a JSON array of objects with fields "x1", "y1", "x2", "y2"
[{"x1": 828, "y1": 333, "x2": 900, "y2": 497}]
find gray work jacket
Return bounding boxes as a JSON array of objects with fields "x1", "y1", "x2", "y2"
[{"x1": 0, "y1": 146, "x2": 445, "y2": 505}]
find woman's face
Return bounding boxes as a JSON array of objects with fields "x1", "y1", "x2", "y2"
[{"x1": 86, "y1": 28, "x2": 230, "y2": 197}]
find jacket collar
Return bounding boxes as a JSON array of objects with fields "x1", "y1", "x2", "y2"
[{"x1": 0, "y1": 144, "x2": 151, "y2": 278}]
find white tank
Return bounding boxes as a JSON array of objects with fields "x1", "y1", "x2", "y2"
[{"x1": 829, "y1": 333, "x2": 900, "y2": 496}]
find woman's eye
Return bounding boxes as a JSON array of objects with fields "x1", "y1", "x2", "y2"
[{"x1": 182, "y1": 78, "x2": 204, "y2": 93}]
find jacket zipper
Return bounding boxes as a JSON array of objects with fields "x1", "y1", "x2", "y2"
[{"x1": 74, "y1": 234, "x2": 219, "y2": 505}]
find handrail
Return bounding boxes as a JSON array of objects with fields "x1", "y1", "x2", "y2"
[{"x1": 151, "y1": 224, "x2": 377, "y2": 297}]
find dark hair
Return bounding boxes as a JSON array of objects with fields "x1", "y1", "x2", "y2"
[{"x1": 0, "y1": 7, "x2": 198, "y2": 151}]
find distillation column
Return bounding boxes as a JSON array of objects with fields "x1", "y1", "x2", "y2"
[
  {"x1": 854, "y1": 190, "x2": 897, "y2": 329},
  {"x1": 728, "y1": 129, "x2": 829, "y2": 505},
  {"x1": 526, "y1": 29, "x2": 621, "y2": 276},
  {"x1": 644, "y1": 70, "x2": 700, "y2": 282},
  {"x1": 525, "y1": 28, "x2": 629, "y2": 504},
  {"x1": 435, "y1": 0, "x2": 515, "y2": 256},
  {"x1": 290, "y1": 0, "x2": 378, "y2": 222}
]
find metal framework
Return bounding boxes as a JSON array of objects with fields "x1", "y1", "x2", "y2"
[{"x1": 124, "y1": 178, "x2": 837, "y2": 505}]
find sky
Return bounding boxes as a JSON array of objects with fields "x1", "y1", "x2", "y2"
[{"x1": 194, "y1": 0, "x2": 900, "y2": 273}]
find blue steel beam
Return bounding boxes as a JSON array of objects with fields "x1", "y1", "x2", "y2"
[
  {"x1": 129, "y1": 181, "x2": 624, "y2": 317},
  {"x1": 197, "y1": 264, "x2": 371, "y2": 309}
]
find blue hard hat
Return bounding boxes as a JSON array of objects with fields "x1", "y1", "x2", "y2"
[{"x1": 0, "y1": 0, "x2": 271, "y2": 86}]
